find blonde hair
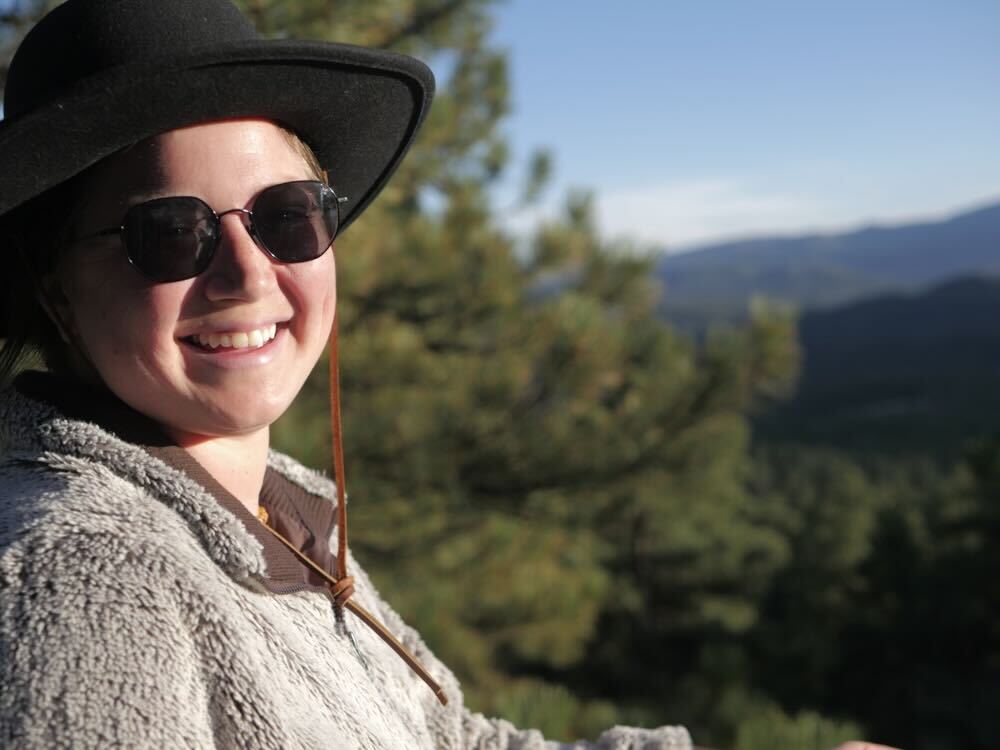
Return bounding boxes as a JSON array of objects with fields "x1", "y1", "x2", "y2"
[{"x1": 279, "y1": 125, "x2": 325, "y2": 181}]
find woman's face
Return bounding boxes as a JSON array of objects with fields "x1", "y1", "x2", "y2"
[{"x1": 51, "y1": 118, "x2": 337, "y2": 442}]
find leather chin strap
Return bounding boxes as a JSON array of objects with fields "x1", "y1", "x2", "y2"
[{"x1": 259, "y1": 313, "x2": 448, "y2": 706}]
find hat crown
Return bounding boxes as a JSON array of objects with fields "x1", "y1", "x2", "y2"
[{"x1": 5, "y1": 0, "x2": 258, "y2": 119}]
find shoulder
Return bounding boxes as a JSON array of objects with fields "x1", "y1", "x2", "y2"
[
  {"x1": 1, "y1": 444, "x2": 176, "y2": 539},
  {"x1": 0, "y1": 400, "x2": 222, "y2": 606},
  {"x1": 0, "y1": 461, "x2": 212, "y2": 747},
  {"x1": 0, "y1": 458, "x2": 194, "y2": 681},
  {"x1": 1, "y1": 381, "x2": 271, "y2": 582},
  {"x1": 0, "y1": 450, "x2": 203, "y2": 594}
]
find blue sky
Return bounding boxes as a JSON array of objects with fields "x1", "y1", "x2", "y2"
[{"x1": 489, "y1": 0, "x2": 1000, "y2": 250}]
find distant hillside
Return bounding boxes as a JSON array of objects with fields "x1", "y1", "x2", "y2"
[
  {"x1": 656, "y1": 201, "x2": 1000, "y2": 326},
  {"x1": 754, "y1": 275, "x2": 1000, "y2": 457}
]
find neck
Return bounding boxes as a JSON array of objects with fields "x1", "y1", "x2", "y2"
[{"x1": 168, "y1": 427, "x2": 270, "y2": 515}]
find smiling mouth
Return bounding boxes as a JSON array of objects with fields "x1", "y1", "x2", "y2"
[{"x1": 184, "y1": 323, "x2": 278, "y2": 351}]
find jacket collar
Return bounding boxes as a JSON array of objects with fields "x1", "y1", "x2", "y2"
[{"x1": 0, "y1": 370, "x2": 336, "y2": 591}]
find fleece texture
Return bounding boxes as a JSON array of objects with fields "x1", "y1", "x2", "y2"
[{"x1": 0, "y1": 385, "x2": 692, "y2": 749}]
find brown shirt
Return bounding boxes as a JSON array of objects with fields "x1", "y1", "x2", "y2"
[{"x1": 14, "y1": 370, "x2": 338, "y2": 593}]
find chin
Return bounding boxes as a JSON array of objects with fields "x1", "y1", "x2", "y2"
[
  {"x1": 152, "y1": 388, "x2": 294, "y2": 439},
  {"x1": 173, "y1": 411, "x2": 279, "y2": 439},
  {"x1": 210, "y1": 399, "x2": 291, "y2": 435}
]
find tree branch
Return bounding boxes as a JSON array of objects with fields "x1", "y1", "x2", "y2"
[{"x1": 375, "y1": 0, "x2": 468, "y2": 49}]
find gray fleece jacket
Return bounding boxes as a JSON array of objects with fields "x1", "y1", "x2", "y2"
[{"x1": 0, "y1": 383, "x2": 692, "y2": 749}]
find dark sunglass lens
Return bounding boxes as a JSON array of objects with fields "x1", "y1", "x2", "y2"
[
  {"x1": 252, "y1": 181, "x2": 338, "y2": 263},
  {"x1": 123, "y1": 197, "x2": 218, "y2": 282}
]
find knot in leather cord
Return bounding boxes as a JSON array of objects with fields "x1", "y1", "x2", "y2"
[
  {"x1": 328, "y1": 575, "x2": 355, "y2": 608},
  {"x1": 255, "y1": 314, "x2": 448, "y2": 707}
]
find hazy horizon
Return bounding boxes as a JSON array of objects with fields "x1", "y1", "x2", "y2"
[{"x1": 663, "y1": 192, "x2": 1000, "y2": 255}]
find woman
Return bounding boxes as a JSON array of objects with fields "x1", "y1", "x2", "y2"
[{"x1": 0, "y1": 1, "x2": 695, "y2": 748}]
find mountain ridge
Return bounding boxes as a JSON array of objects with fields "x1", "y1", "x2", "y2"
[
  {"x1": 753, "y1": 273, "x2": 1000, "y2": 457},
  {"x1": 656, "y1": 200, "x2": 1000, "y2": 323}
]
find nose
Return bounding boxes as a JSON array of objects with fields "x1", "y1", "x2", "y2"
[{"x1": 201, "y1": 211, "x2": 277, "y2": 302}]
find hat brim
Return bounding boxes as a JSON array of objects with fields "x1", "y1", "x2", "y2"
[{"x1": 0, "y1": 39, "x2": 434, "y2": 231}]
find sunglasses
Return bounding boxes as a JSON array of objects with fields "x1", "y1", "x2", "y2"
[{"x1": 78, "y1": 180, "x2": 345, "y2": 283}]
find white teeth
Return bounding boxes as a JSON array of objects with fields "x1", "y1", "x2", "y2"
[{"x1": 192, "y1": 324, "x2": 278, "y2": 351}]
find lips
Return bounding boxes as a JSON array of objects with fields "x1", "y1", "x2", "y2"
[{"x1": 185, "y1": 323, "x2": 278, "y2": 351}]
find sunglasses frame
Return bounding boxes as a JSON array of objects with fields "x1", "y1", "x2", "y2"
[{"x1": 78, "y1": 180, "x2": 349, "y2": 283}]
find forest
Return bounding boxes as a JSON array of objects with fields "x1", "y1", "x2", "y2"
[{"x1": 2, "y1": 2, "x2": 996, "y2": 749}]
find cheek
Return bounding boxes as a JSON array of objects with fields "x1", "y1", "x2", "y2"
[
  {"x1": 288, "y1": 252, "x2": 337, "y2": 329},
  {"x1": 63, "y1": 263, "x2": 185, "y2": 365},
  {"x1": 319, "y1": 251, "x2": 337, "y2": 317}
]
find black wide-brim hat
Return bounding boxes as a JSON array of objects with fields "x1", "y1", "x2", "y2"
[{"x1": 0, "y1": 0, "x2": 434, "y2": 229}]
